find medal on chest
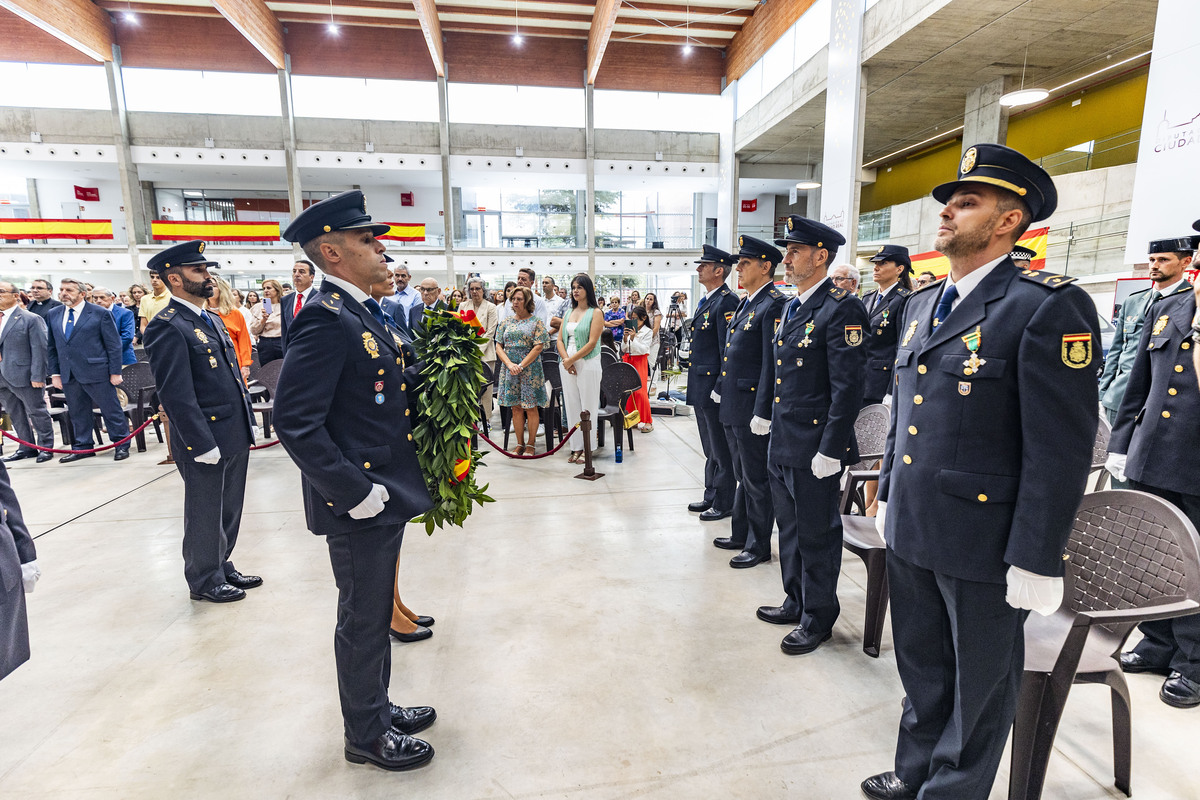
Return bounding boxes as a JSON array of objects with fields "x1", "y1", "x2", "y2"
[
  {"x1": 363, "y1": 331, "x2": 380, "y2": 359},
  {"x1": 879, "y1": 308, "x2": 890, "y2": 329},
  {"x1": 743, "y1": 311, "x2": 755, "y2": 331},
  {"x1": 701, "y1": 311, "x2": 710, "y2": 330},
  {"x1": 799, "y1": 320, "x2": 815, "y2": 348},
  {"x1": 194, "y1": 328, "x2": 209, "y2": 344},
  {"x1": 902, "y1": 320, "x2": 918, "y2": 347},
  {"x1": 961, "y1": 326, "x2": 986, "y2": 375},
  {"x1": 1152, "y1": 315, "x2": 1170, "y2": 336}
]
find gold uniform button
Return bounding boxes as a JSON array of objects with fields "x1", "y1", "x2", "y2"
[
  {"x1": 327, "y1": 502, "x2": 334, "y2": 507},
  {"x1": 908, "y1": 426, "x2": 917, "y2": 435},
  {"x1": 378, "y1": 369, "x2": 385, "y2": 376},
  {"x1": 724, "y1": 357, "x2": 728, "y2": 361},
  {"x1": 776, "y1": 378, "x2": 782, "y2": 384},
  {"x1": 1169, "y1": 388, "x2": 1178, "y2": 396},
  {"x1": 405, "y1": 408, "x2": 410, "y2": 416},
  {"x1": 1184, "y1": 342, "x2": 1192, "y2": 350},
  {"x1": 363, "y1": 461, "x2": 371, "y2": 468},
  {"x1": 902, "y1": 455, "x2": 912, "y2": 465},
  {"x1": 722, "y1": 371, "x2": 726, "y2": 376},
  {"x1": 778, "y1": 340, "x2": 783, "y2": 346},
  {"x1": 917, "y1": 365, "x2": 927, "y2": 374},
  {"x1": 401, "y1": 383, "x2": 406, "y2": 391},
  {"x1": 913, "y1": 395, "x2": 923, "y2": 405},
  {"x1": 210, "y1": 416, "x2": 217, "y2": 421},
  {"x1": 775, "y1": 397, "x2": 780, "y2": 403},
  {"x1": 186, "y1": 446, "x2": 193, "y2": 451},
  {"x1": 812, "y1": 419, "x2": 819, "y2": 425},
  {"x1": 1175, "y1": 365, "x2": 1185, "y2": 373},
  {"x1": 407, "y1": 433, "x2": 413, "y2": 441},
  {"x1": 1162, "y1": 411, "x2": 1171, "y2": 419},
  {"x1": 396, "y1": 358, "x2": 402, "y2": 365},
  {"x1": 977, "y1": 494, "x2": 988, "y2": 503},
  {"x1": 776, "y1": 359, "x2": 782, "y2": 366}
]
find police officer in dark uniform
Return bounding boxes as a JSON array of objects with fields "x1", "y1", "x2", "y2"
[
  {"x1": 685, "y1": 245, "x2": 739, "y2": 521},
  {"x1": 755, "y1": 216, "x2": 867, "y2": 656},
  {"x1": 860, "y1": 244, "x2": 913, "y2": 405},
  {"x1": 861, "y1": 144, "x2": 1099, "y2": 800},
  {"x1": 1008, "y1": 243, "x2": 1037, "y2": 270},
  {"x1": 711, "y1": 236, "x2": 785, "y2": 568},
  {"x1": 1, "y1": 460, "x2": 38, "y2": 681},
  {"x1": 142, "y1": 241, "x2": 260, "y2": 603},
  {"x1": 1107, "y1": 233, "x2": 1200, "y2": 709},
  {"x1": 273, "y1": 191, "x2": 436, "y2": 771}
]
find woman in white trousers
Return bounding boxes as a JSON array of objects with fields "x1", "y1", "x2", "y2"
[{"x1": 556, "y1": 274, "x2": 605, "y2": 463}]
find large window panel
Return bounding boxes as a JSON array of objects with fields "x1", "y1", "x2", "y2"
[
  {"x1": 0, "y1": 62, "x2": 109, "y2": 110},
  {"x1": 594, "y1": 190, "x2": 698, "y2": 249},
  {"x1": 291, "y1": 76, "x2": 439, "y2": 121},
  {"x1": 594, "y1": 90, "x2": 724, "y2": 133},
  {"x1": 123, "y1": 69, "x2": 281, "y2": 116},
  {"x1": 448, "y1": 84, "x2": 584, "y2": 127}
]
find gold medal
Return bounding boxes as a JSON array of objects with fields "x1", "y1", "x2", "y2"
[
  {"x1": 902, "y1": 320, "x2": 918, "y2": 346},
  {"x1": 743, "y1": 311, "x2": 756, "y2": 331},
  {"x1": 1152, "y1": 315, "x2": 1170, "y2": 336},
  {"x1": 960, "y1": 326, "x2": 986, "y2": 375},
  {"x1": 194, "y1": 328, "x2": 209, "y2": 344},
  {"x1": 800, "y1": 320, "x2": 815, "y2": 348},
  {"x1": 209, "y1": 356, "x2": 218, "y2": 369},
  {"x1": 362, "y1": 331, "x2": 380, "y2": 359}
]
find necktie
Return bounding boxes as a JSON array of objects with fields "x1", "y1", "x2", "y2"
[
  {"x1": 1145, "y1": 290, "x2": 1162, "y2": 315},
  {"x1": 200, "y1": 309, "x2": 216, "y2": 330},
  {"x1": 364, "y1": 298, "x2": 386, "y2": 327},
  {"x1": 65, "y1": 307, "x2": 76, "y2": 339},
  {"x1": 294, "y1": 292, "x2": 303, "y2": 316},
  {"x1": 695, "y1": 293, "x2": 708, "y2": 315},
  {"x1": 933, "y1": 283, "x2": 959, "y2": 328},
  {"x1": 734, "y1": 297, "x2": 747, "y2": 320}
]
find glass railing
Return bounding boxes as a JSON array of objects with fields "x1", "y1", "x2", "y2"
[
  {"x1": 858, "y1": 207, "x2": 891, "y2": 243},
  {"x1": 1047, "y1": 213, "x2": 1130, "y2": 278},
  {"x1": 1034, "y1": 128, "x2": 1140, "y2": 177}
]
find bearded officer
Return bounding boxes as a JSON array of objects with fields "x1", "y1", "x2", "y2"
[
  {"x1": 684, "y1": 245, "x2": 739, "y2": 521},
  {"x1": 273, "y1": 191, "x2": 436, "y2": 771},
  {"x1": 860, "y1": 244, "x2": 913, "y2": 405},
  {"x1": 711, "y1": 236, "x2": 785, "y2": 568},
  {"x1": 861, "y1": 144, "x2": 1099, "y2": 800},
  {"x1": 142, "y1": 240, "x2": 259, "y2": 603},
  {"x1": 755, "y1": 216, "x2": 867, "y2": 656}
]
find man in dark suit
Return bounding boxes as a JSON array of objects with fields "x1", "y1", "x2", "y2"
[
  {"x1": 685, "y1": 245, "x2": 739, "y2": 521},
  {"x1": 142, "y1": 240, "x2": 259, "y2": 604},
  {"x1": 91, "y1": 287, "x2": 137, "y2": 365},
  {"x1": 408, "y1": 278, "x2": 446, "y2": 334},
  {"x1": 756, "y1": 216, "x2": 867, "y2": 656},
  {"x1": 46, "y1": 278, "x2": 130, "y2": 463},
  {"x1": 0, "y1": 283, "x2": 54, "y2": 463},
  {"x1": 274, "y1": 190, "x2": 436, "y2": 772},
  {"x1": 280, "y1": 258, "x2": 318, "y2": 351},
  {"x1": 1107, "y1": 233, "x2": 1200, "y2": 709},
  {"x1": 711, "y1": 235, "x2": 785, "y2": 568},
  {"x1": 861, "y1": 144, "x2": 1099, "y2": 800},
  {"x1": 1, "y1": 459, "x2": 39, "y2": 681},
  {"x1": 860, "y1": 244, "x2": 913, "y2": 405}
]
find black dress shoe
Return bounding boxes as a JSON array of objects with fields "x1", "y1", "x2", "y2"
[
  {"x1": 713, "y1": 536, "x2": 745, "y2": 551},
  {"x1": 861, "y1": 771, "x2": 919, "y2": 800},
  {"x1": 389, "y1": 625, "x2": 432, "y2": 643},
  {"x1": 780, "y1": 625, "x2": 832, "y2": 655},
  {"x1": 1160, "y1": 671, "x2": 1200, "y2": 708},
  {"x1": 59, "y1": 451, "x2": 95, "y2": 464},
  {"x1": 344, "y1": 727, "x2": 434, "y2": 771},
  {"x1": 36, "y1": 452, "x2": 53, "y2": 463},
  {"x1": 413, "y1": 615, "x2": 434, "y2": 627},
  {"x1": 699, "y1": 508, "x2": 732, "y2": 521},
  {"x1": 757, "y1": 605, "x2": 803, "y2": 625},
  {"x1": 730, "y1": 551, "x2": 771, "y2": 569},
  {"x1": 113, "y1": 446, "x2": 130, "y2": 461},
  {"x1": 388, "y1": 704, "x2": 437, "y2": 735},
  {"x1": 225, "y1": 570, "x2": 263, "y2": 590},
  {"x1": 3, "y1": 451, "x2": 34, "y2": 462},
  {"x1": 688, "y1": 500, "x2": 712, "y2": 513},
  {"x1": 189, "y1": 583, "x2": 246, "y2": 603},
  {"x1": 1119, "y1": 651, "x2": 1172, "y2": 676}
]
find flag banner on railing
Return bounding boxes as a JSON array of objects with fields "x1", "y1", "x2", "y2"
[
  {"x1": 151, "y1": 220, "x2": 280, "y2": 242},
  {"x1": 0, "y1": 218, "x2": 113, "y2": 240},
  {"x1": 379, "y1": 223, "x2": 426, "y2": 242},
  {"x1": 909, "y1": 227, "x2": 1049, "y2": 279}
]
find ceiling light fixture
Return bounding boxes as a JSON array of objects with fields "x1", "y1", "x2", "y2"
[
  {"x1": 999, "y1": 45, "x2": 1047, "y2": 107},
  {"x1": 682, "y1": 4, "x2": 692, "y2": 55},
  {"x1": 327, "y1": 0, "x2": 339, "y2": 34},
  {"x1": 123, "y1": 0, "x2": 137, "y2": 23},
  {"x1": 513, "y1": 0, "x2": 523, "y2": 46},
  {"x1": 795, "y1": 180, "x2": 821, "y2": 190}
]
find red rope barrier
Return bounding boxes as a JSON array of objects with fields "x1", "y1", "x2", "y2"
[
  {"x1": 472, "y1": 422, "x2": 581, "y2": 460},
  {"x1": 0, "y1": 414, "x2": 160, "y2": 454},
  {"x1": 249, "y1": 439, "x2": 283, "y2": 450}
]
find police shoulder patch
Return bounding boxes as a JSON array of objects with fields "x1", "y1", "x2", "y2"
[
  {"x1": 768, "y1": 287, "x2": 783, "y2": 299},
  {"x1": 829, "y1": 286, "x2": 848, "y2": 300},
  {"x1": 1017, "y1": 269, "x2": 1076, "y2": 290},
  {"x1": 317, "y1": 292, "x2": 344, "y2": 314}
]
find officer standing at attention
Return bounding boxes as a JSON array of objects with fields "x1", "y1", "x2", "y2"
[
  {"x1": 684, "y1": 245, "x2": 739, "y2": 522},
  {"x1": 711, "y1": 236, "x2": 785, "y2": 568},
  {"x1": 755, "y1": 216, "x2": 867, "y2": 656},
  {"x1": 860, "y1": 244, "x2": 913, "y2": 405},
  {"x1": 860, "y1": 144, "x2": 1099, "y2": 800},
  {"x1": 273, "y1": 191, "x2": 436, "y2": 772},
  {"x1": 1106, "y1": 231, "x2": 1200, "y2": 709},
  {"x1": 142, "y1": 241, "x2": 259, "y2": 603}
]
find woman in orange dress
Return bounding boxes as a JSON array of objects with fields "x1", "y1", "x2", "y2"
[
  {"x1": 623, "y1": 305, "x2": 654, "y2": 433},
  {"x1": 207, "y1": 278, "x2": 253, "y2": 382}
]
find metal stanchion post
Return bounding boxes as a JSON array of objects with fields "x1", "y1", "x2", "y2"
[
  {"x1": 157, "y1": 404, "x2": 175, "y2": 465},
  {"x1": 574, "y1": 410, "x2": 604, "y2": 481}
]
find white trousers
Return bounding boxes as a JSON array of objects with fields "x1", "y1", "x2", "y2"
[{"x1": 561, "y1": 356, "x2": 602, "y2": 451}]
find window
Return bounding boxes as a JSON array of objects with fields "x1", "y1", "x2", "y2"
[
  {"x1": 594, "y1": 191, "x2": 697, "y2": 249},
  {"x1": 291, "y1": 76, "x2": 439, "y2": 121},
  {"x1": 594, "y1": 91, "x2": 725, "y2": 133},
  {"x1": 447, "y1": 84, "x2": 584, "y2": 127},
  {"x1": 123, "y1": 68, "x2": 281, "y2": 116},
  {"x1": 455, "y1": 188, "x2": 583, "y2": 249},
  {"x1": 0, "y1": 62, "x2": 109, "y2": 110}
]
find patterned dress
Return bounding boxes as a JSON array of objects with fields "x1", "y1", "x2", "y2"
[{"x1": 496, "y1": 314, "x2": 550, "y2": 409}]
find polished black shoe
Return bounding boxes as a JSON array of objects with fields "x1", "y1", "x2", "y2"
[
  {"x1": 861, "y1": 771, "x2": 919, "y2": 800},
  {"x1": 413, "y1": 616, "x2": 435, "y2": 627},
  {"x1": 757, "y1": 605, "x2": 803, "y2": 625},
  {"x1": 730, "y1": 551, "x2": 771, "y2": 569},
  {"x1": 344, "y1": 727, "x2": 434, "y2": 771},
  {"x1": 713, "y1": 536, "x2": 745, "y2": 551},
  {"x1": 225, "y1": 570, "x2": 263, "y2": 590},
  {"x1": 1160, "y1": 671, "x2": 1200, "y2": 708},
  {"x1": 780, "y1": 626, "x2": 832, "y2": 655},
  {"x1": 388, "y1": 704, "x2": 437, "y2": 735},
  {"x1": 36, "y1": 452, "x2": 53, "y2": 463},
  {"x1": 3, "y1": 451, "x2": 34, "y2": 462},
  {"x1": 189, "y1": 583, "x2": 246, "y2": 603},
  {"x1": 688, "y1": 500, "x2": 712, "y2": 513},
  {"x1": 389, "y1": 625, "x2": 432, "y2": 643},
  {"x1": 699, "y1": 508, "x2": 732, "y2": 521},
  {"x1": 59, "y1": 451, "x2": 96, "y2": 464},
  {"x1": 1119, "y1": 651, "x2": 1172, "y2": 676},
  {"x1": 113, "y1": 446, "x2": 130, "y2": 461}
]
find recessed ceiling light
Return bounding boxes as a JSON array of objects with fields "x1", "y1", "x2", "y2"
[
  {"x1": 795, "y1": 180, "x2": 821, "y2": 190},
  {"x1": 999, "y1": 88, "x2": 1049, "y2": 107},
  {"x1": 327, "y1": 23, "x2": 340, "y2": 35}
]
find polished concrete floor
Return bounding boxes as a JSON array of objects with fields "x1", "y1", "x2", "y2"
[{"x1": 0, "y1": 415, "x2": 1195, "y2": 799}]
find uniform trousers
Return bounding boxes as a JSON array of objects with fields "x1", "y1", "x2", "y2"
[
  {"x1": 1128, "y1": 481, "x2": 1200, "y2": 683},
  {"x1": 0, "y1": 383, "x2": 52, "y2": 453},
  {"x1": 560, "y1": 355, "x2": 601, "y2": 451},
  {"x1": 724, "y1": 424, "x2": 774, "y2": 558},
  {"x1": 327, "y1": 523, "x2": 404, "y2": 746},
  {"x1": 767, "y1": 461, "x2": 843, "y2": 634},
  {"x1": 888, "y1": 548, "x2": 1027, "y2": 800},
  {"x1": 174, "y1": 449, "x2": 248, "y2": 593},
  {"x1": 694, "y1": 402, "x2": 734, "y2": 511},
  {"x1": 62, "y1": 379, "x2": 129, "y2": 448}
]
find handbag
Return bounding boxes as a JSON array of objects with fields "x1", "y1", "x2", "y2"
[{"x1": 623, "y1": 409, "x2": 641, "y2": 429}]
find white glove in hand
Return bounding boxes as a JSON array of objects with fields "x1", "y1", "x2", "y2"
[
  {"x1": 875, "y1": 500, "x2": 887, "y2": 538},
  {"x1": 750, "y1": 415, "x2": 772, "y2": 436},
  {"x1": 1105, "y1": 453, "x2": 1127, "y2": 483},
  {"x1": 710, "y1": 390, "x2": 721, "y2": 404},
  {"x1": 21, "y1": 560, "x2": 41, "y2": 593},
  {"x1": 194, "y1": 447, "x2": 221, "y2": 465},
  {"x1": 251, "y1": 426, "x2": 262, "y2": 442},
  {"x1": 811, "y1": 452, "x2": 842, "y2": 480},
  {"x1": 1005, "y1": 565, "x2": 1064, "y2": 616},
  {"x1": 348, "y1": 483, "x2": 390, "y2": 520},
  {"x1": 882, "y1": 393, "x2": 893, "y2": 407}
]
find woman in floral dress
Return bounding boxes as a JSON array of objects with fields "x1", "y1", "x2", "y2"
[{"x1": 496, "y1": 286, "x2": 550, "y2": 455}]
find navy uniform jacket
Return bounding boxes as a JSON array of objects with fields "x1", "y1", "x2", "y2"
[
  {"x1": 1109, "y1": 290, "x2": 1200, "y2": 496},
  {"x1": 860, "y1": 285, "x2": 911, "y2": 400},
  {"x1": 685, "y1": 284, "x2": 738, "y2": 407},
  {"x1": 879, "y1": 261, "x2": 1099, "y2": 583},
  {"x1": 274, "y1": 281, "x2": 433, "y2": 536},
  {"x1": 1099, "y1": 282, "x2": 1192, "y2": 413},
  {"x1": 143, "y1": 300, "x2": 255, "y2": 461},
  {"x1": 0, "y1": 460, "x2": 34, "y2": 680},
  {"x1": 713, "y1": 285, "x2": 786, "y2": 426},
  {"x1": 768, "y1": 280, "x2": 868, "y2": 467},
  {"x1": 46, "y1": 301, "x2": 123, "y2": 383}
]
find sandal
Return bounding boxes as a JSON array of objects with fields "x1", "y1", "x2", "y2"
[
  {"x1": 640, "y1": 423, "x2": 654, "y2": 433},
  {"x1": 568, "y1": 451, "x2": 583, "y2": 464}
]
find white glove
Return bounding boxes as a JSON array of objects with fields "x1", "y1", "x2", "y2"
[
  {"x1": 21, "y1": 560, "x2": 41, "y2": 594},
  {"x1": 882, "y1": 393, "x2": 893, "y2": 407},
  {"x1": 875, "y1": 500, "x2": 887, "y2": 537},
  {"x1": 252, "y1": 426, "x2": 262, "y2": 442},
  {"x1": 1105, "y1": 453, "x2": 1127, "y2": 483},
  {"x1": 750, "y1": 415, "x2": 772, "y2": 436},
  {"x1": 811, "y1": 452, "x2": 842, "y2": 479},
  {"x1": 1005, "y1": 565, "x2": 1064, "y2": 616},
  {"x1": 348, "y1": 483, "x2": 390, "y2": 520},
  {"x1": 194, "y1": 446, "x2": 221, "y2": 465},
  {"x1": 711, "y1": 390, "x2": 721, "y2": 404}
]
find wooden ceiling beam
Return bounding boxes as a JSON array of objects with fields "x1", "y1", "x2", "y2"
[
  {"x1": 586, "y1": 0, "x2": 621, "y2": 85},
  {"x1": 212, "y1": 0, "x2": 285, "y2": 69},
  {"x1": 411, "y1": 0, "x2": 446, "y2": 77},
  {"x1": 0, "y1": 0, "x2": 115, "y2": 62}
]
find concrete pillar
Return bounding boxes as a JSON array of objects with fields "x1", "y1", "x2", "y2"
[
  {"x1": 438, "y1": 76, "x2": 456, "y2": 286},
  {"x1": 716, "y1": 80, "x2": 738, "y2": 257},
  {"x1": 105, "y1": 47, "x2": 149, "y2": 279},
  {"x1": 278, "y1": 59, "x2": 303, "y2": 222},
  {"x1": 819, "y1": 0, "x2": 867, "y2": 255},
  {"x1": 584, "y1": 83, "x2": 596, "y2": 280},
  {"x1": 25, "y1": 178, "x2": 40, "y2": 218},
  {"x1": 962, "y1": 77, "x2": 1013, "y2": 153}
]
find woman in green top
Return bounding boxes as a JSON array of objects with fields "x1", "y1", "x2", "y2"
[{"x1": 556, "y1": 274, "x2": 605, "y2": 463}]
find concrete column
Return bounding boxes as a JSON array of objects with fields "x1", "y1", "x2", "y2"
[
  {"x1": 278, "y1": 59, "x2": 303, "y2": 222},
  {"x1": 716, "y1": 80, "x2": 739, "y2": 258},
  {"x1": 819, "y1": 0, "x2": 867, "y2": 254},
  {"x1": 438, "y1": 76, "x2": 456, "y2": 286},
  {"x1": 25, "y1": 178, "x2": 41, "y2": 218},
  {"x1": 106, "y1": 47, "x2": 149, "y2": 280},
  {"x1": 962, "y1": 76, "x2": 1013, "y2": 154},
  {"x1": 584, "y1": 83, "x2": 596, "y2": 280}
]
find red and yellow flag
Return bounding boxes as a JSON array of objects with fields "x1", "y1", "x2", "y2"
[
  {"x1": 151, "y1": 220, "x2": 280, "y2": 242},
  {"x1": 0, "y1": 218, "x2": 113, "y2": 240},
  {"x1": 379, "y1": 223, "x2": 426, "y2": 242},
  {"x1": 909, "y1": 227, "x2": 1050, "y2": 279}
]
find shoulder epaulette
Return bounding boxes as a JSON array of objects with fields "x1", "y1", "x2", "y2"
[
  {"x1": 1018, "y1": 268, "x2": 1077, "y2": 289},
  {"x1": 898, "y1": 287, "x2": 913, "y2": 297},
  {"x1": 315, "y1": 291, "x2": 344, "y2": 314},
  {"x1": 768, "y1": 287, "x2": 783, "y2": 299},
  {"x1": 828, "y1": 286, "x2": 849, "y2": 300}
]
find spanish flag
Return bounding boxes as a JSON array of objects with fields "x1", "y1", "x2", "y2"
[
  {"x1": 0, "y1": 218, "x2": 113, "y2": 240},
  {"x1": 151, "y1": 220, "x2": 280, "y2": 242},
  {"x1": 909, "y1": 227, "x2": 1050, "y2": 279},
  {"x1": 379, "y1": 223, "x2": 426, "y2": 242}
]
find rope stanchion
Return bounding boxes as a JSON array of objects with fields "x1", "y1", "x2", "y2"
[
  {"x1": 249, "y1": 439, "x2": 283, "y2": 451},
  {"x1": 0, "y1": 414, "x2": 159, "y2": 455},
  {"x1": 574, "y1": 410, "x2": 604, "y2": 481},
  {"x1": 472, "y1": 422, "x2": 580, "y2": 459}
]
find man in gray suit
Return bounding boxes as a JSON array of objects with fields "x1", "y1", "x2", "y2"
[
  {"x1": 1, "y1": 459, "x2": 39, "y2": 681},
  {"x1": 0, "y1": 282, "x2": 53, "y2": 464}
]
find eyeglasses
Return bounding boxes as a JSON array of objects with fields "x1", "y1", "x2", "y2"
[
  {"x1": 831, "y1": 276, "x2": 856, "y2": 284},
  {"x1": 419, "y1": 287, "x2": 439, "y2": 293}
]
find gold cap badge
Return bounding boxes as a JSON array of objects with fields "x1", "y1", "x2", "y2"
[
  {"x1": 197, "y1": 242, "x2": 205, "y2": 253},
  {"x1": 961, "y1": 147, "x2": 977, "y2": 175}
]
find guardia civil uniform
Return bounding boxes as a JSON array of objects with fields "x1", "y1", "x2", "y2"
[{"x1": 860, "y1": 244, "x2": 913, "y2": 405}]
